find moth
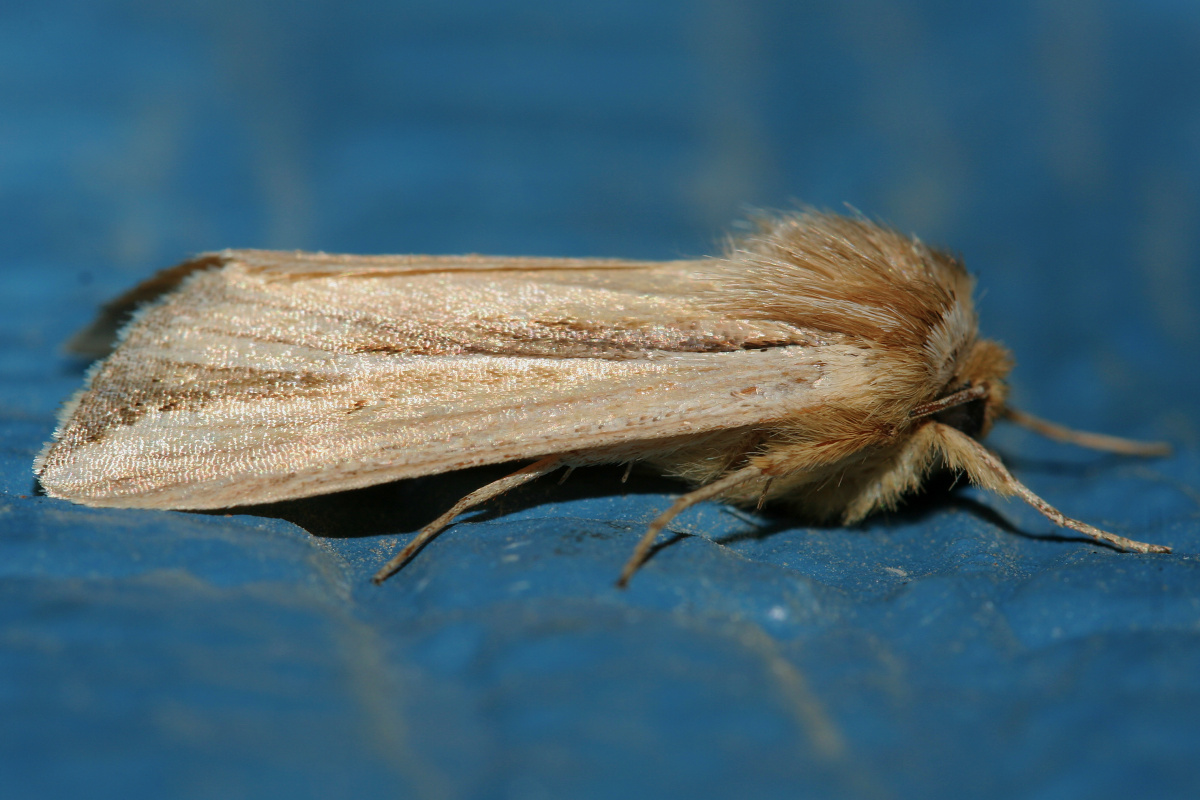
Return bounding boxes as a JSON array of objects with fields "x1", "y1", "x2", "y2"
[{"x1": 35, "y1": 211, "x2": 1171, "y2": 586}]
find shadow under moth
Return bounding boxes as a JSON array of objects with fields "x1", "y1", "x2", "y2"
[{"x1": 35, "y1": 211, "x2": 1171, "y2": 586}]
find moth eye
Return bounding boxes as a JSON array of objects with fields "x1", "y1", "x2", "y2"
[{"x1": 932, "y1": 393, "x2": 988, "y2": 438}]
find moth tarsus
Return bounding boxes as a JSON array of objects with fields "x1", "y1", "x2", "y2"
[
  {"x1": 927, "y1": 422, "x2": 1171, "y2": 556},
  {"x1": 370, "y1": 455, "x2": 563, "y2": 585},
  {"x1": 614, "y1": 464, "x2": 765, "y2": 589},
  {"x1": 33, "y1": 210, "x2": 1172, "y2": 586}
]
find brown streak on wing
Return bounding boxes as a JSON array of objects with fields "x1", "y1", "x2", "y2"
[{"x1": 51, "y1": 358, "x2": 342, "y2": 448}]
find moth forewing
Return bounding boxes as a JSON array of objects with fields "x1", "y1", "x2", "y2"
[
  {"x1": 35, "y1": 246, "x2": 846, "y2": 508},
  {"x1": 34, "y1": 211, "x2": 1171, "y2": 585}
]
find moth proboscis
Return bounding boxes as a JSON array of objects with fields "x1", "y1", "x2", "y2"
[{"x1": 34, "y1": 211, "x2": 1172, "y2": 586}]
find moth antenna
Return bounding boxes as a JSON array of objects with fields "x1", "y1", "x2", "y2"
[
  {"x1": 372, "y1": 455, "x2": 564, "y2": 584},
  {"x1": 1000, "y1": 407, "x2": 1172, "y2": 457},
  {"x1": 909, "y1": 384, "x2": 989, "y2": 419},
  {"x1": 931, "y1": 423, "x2": 1171, "y2": 554},
  {"x1": 616, "y1": 464, "x2": 763, "y2": 589},
  {"x1": 557, "y1": 466, "x2": 576, "y2": 486},
  {"x1": 621, "y1": 462, "x2": 634, "y2": 484}
]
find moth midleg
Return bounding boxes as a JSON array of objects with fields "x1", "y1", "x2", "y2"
[
  {"x1": 931, "y1": 423, "x2": 1171, "y2": 554},
  {"x1": 371, "y1": 455, "x2": 564, "y2": 584},
  {"x1": 1000, "y1": 407, "x2": 1172, "y2": 457},
  {"x1": 616, "y1": 464, "x2": 764, "y2": 588}
]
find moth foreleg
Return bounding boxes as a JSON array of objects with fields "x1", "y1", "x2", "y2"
[{"x1": 932, "y1": 423, "x2": 1171, "y2": 554}]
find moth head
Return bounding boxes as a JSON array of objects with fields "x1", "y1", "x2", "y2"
[{"x1": 927, "y1": 338, "x2": 1014, "y2": 440}]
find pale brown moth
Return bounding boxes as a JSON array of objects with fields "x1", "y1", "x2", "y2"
[{"x1": 34, "y1": 211, "x2": 1172, "y2": 586}]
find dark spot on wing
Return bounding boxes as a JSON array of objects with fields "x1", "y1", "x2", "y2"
[{"x1": 47, "y1": 357, "x2": 339, "y2": 452}]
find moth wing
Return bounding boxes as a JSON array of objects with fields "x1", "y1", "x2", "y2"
[{"x1": 37, "y1": 250, "x2": 851, "y2": 509}]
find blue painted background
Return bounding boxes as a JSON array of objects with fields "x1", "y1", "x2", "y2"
[{"x1": 3, "y1": 2, "x2": 1200, "y2": 798}]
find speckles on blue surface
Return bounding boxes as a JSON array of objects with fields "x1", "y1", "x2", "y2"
[
  {"x1": 4, "y1": 468, "x2": 1200, "y2": 798},
  {"x1": 0, "y1": 504, "x2": 329, "y2": 586},
  {"x1": 0, "y1": 544, "x2": 422, "y2": 799}
]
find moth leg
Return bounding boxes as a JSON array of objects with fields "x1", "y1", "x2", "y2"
[
  {"x1": 932, "y1": 423, "x2": 1171, "y2": 554},
  {"x1": 371, "y1": 455, "x2": 564, "y2": 584},
  {"x1": 616, "y1": 464, "x2": 763, "y2": 589},
  {"x1": 756, "y1": 477, "x2": 775, "y2": 510},
  {"x1": 1001, "y1": 407, "x2": 1172, "y2": 457}
]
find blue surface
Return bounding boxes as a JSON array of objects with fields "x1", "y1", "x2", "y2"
[{"x1": 3, "y1": 2, "x2": 1200, "y2": 798}]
